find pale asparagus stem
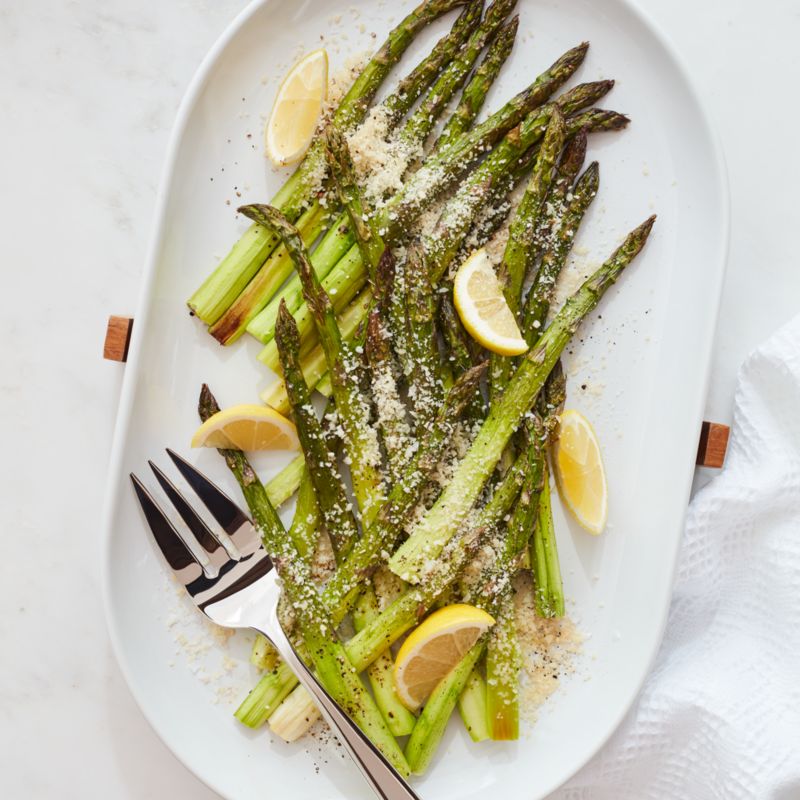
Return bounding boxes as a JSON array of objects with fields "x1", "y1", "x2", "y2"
[
  {"x1": 457, "y1": 667, "x2": 491, "y2": 741},
  {"x1": 264, "y1": 453, "x2": 305, "y2": 507},
  {"x1": 198, "y1": 386, "x2": 409, "y2": 773},
  {"x1": 399, "y1": 0, "x2": 517, "y2": 147},
  {"x1": 390, "y1": 216, "x2": 657, "y2": 582},
  {"x1": 261, "y1": 288, "x2": 373, "y2": 414},
  {"x1": 235, "y1": 661, "x2": 296, "y2": 727},
  {"x1": 436, "y1": 14, "x2": 518, "y2": 151},
  {"x1": 209, "y1": 203, "x2": 329, "y2": 345},
  {"x1": 189, "y1": 0, "x2": 468, "y2": 324},
  {"x1": 246, "y1": 210, "x2": 355, "y2": 343},
  {"x1": 405, "y1": 642, "x2": 485, "y2": 773},
  {"x1": 256, "y1": 242, "x2": 367, "y2": 375}
]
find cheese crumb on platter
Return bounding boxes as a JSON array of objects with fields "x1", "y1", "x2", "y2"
[{"x1": 514, "y1": 573, "x2": 583, "y2": 721}]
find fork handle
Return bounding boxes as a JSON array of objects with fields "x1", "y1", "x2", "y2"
[{"x1": 260, "y1": 625, "x2": 422, "y2": 800}]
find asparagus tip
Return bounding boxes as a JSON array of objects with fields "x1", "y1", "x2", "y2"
[
  {"x1": 275, "y1": 298, "x2": 301, "y2": 354},
  {"x1": 198, "y1": 383, "x2": 220, "y2": 422},
  {"x1": 640, "y1": 213, "x2": 657, "y2": 235}
]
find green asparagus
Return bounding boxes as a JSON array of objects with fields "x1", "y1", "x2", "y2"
[
  {"x1": 199, "y1": 385, "x2": 409, "y2": 773},
  {"x1": 390, "y1": 215, "x2": 656, "y2": 582},
  {"x1": 437, "y1": 15, "x2": 518, "y2": 150},
  {"x1": 188, "y1": 0, "x2": 468, "y2": 325}
]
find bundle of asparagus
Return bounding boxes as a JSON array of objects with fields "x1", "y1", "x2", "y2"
[{"x1": 187, "y1": 0, "x2": 656, "y2": 777}]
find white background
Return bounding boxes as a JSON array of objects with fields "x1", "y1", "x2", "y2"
[{"x1": 0, "y1": 0, "x2": 797, "y2": 797}]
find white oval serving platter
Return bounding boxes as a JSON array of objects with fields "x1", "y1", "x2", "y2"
[{"x1": 101, "y1": 1, "x2": 729, "y2": 797}]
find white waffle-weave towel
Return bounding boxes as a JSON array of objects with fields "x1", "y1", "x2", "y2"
[{"x1": 552, "y1": 315, "x2": 800, "y2": 800}]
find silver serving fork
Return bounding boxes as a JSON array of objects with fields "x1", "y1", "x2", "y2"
[{"x1": 130, "y1": 449, "x2": 420, "y2": 800}]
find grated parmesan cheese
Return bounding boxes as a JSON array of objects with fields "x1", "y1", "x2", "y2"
[
  {"x1": 346, "y1": 104, "x2": 423, "y2": 206},
  {"x1": 513, "y1": 573, "x2": 583, "y2": 721}
]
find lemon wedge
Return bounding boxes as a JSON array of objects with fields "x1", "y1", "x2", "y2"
[
  {"x1": 393, "y1": 604, "x2": 495, "y2": 710},
  {"x1": 552, "y1": 409, "x2": 608, "y2": 535},
  {"x1": 453, "y1": 248, "x2": 529, "y2": 356},
  {"x1": 191, "y1": 404, "x2": 299, "y2": 452},
  {"x1": 265, "y1": 48, "x2": 328, "y2": 167}
]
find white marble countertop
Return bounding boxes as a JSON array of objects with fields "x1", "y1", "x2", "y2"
[{"x1": 1, "y1": 0, "x2": 797, "y2": 796}]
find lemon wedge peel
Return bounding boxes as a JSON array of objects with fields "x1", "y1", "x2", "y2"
[
  {"x1": 453, "y1": 248, "x2": 529, "y2": 357},
  {"x1": 393, "y1": 604, "x2": 496, "y2": 711},
  {"x1": 191, "y1": 404, "x2": 300, "y2": 452},
  {"x1": 265, "y1": 48, "x2": 328, "y2": 167},
  {"x1": 552, "y1": 409, "x2": 608, "y2": 535}
]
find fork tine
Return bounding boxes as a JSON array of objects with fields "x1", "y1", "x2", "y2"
[
  {"x1": 165, "y1": 449, "x2": 262, "y2": 556},
  {"x1": 148, "y1": 461, "x2": 231, "y2": 573},
  {"x1": 129, "y1": 473, "x2": 206, "y2": 586}
]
